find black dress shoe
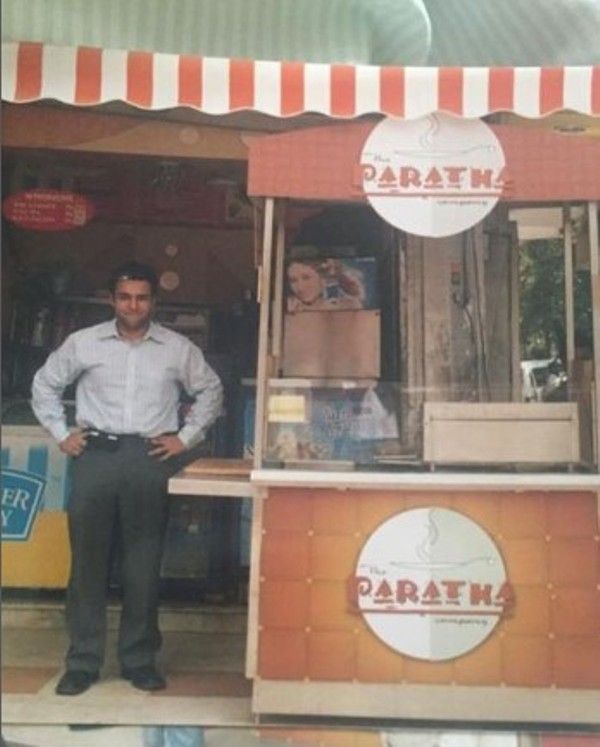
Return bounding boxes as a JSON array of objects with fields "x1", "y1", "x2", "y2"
[
  {"x1": 55, "y1": 670, "x2": 99, "y2": 695},
  {"x1": 121, "y1": 665, "x2": 166, "y2": 691}
]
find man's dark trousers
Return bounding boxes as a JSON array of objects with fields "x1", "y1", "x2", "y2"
[{"x1": 65, "y1": 436, "x2": 172, "y2": 673}]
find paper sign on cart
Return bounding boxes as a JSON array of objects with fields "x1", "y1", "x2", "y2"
[{"x1": 267, "y1": 395, "x2": 307, "y2": 423}]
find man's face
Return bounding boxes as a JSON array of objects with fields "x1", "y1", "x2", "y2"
[{"x1": 110, "y1": 278, "x2": 155, "y2": 334}]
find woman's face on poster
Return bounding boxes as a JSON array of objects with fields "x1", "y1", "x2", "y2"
[{"x1": 287, "y1": 262, "x2": 323, "y2": 305}]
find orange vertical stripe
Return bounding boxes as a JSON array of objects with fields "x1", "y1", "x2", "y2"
[
  {"x1": 539, "y1": 67, "x2": 564, "y2": 114},
  {"x1": 438, "y1": 67, "x2": 463, "y2": 114},
  {"x1": 592, "y1": 66, "x2": 600, "y2": 115},
  {"x1": 178, "y1": 55, "x2": 203, "y2": 107},
  {"x1": 489, "y1": 67, "x2": 514, "y2": 112},
  {"x1": 127, "y1": 51, "x2": 153, "y2": 107},
  {"x1": 281, "y1": 62, "x2": 304, "y2": 115},
  {"x1": 380, "y1": 66, "x2": 405, "y2": 117},
  {"x1": 330, "y1": 64, "x2": 356, "y2": 116},
  {"x1": 75, "y1": 47, "x2": 102, "y2": 104},
  {"x1": 15, "y1": 42, "x2": 43, "y2": 101},
  {"x1": 229, "y1": 59, "x2": 254, "y2": 110}
]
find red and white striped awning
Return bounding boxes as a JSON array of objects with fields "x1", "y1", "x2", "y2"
[{"x1": 2, "y1": 41, "x2": 600, "y2": 120}]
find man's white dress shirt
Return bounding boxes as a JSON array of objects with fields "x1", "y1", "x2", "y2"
[{"x1": 31, "y1": 319, "x2": 223, "y2": 448}]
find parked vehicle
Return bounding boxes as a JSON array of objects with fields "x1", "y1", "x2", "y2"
[{"x1": 521, "y1": 358, "x2": 568, "y2": 402}]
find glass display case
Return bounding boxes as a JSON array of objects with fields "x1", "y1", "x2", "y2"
[{"x1": 247, "y1": 200, "x2": 597, "y2": 476}]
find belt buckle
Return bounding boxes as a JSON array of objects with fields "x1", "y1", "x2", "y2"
[{"x1": 86, "y1": 429, "x2": 120, "y2": 452}]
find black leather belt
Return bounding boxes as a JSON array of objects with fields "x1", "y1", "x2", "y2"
[
  {"x1": 84, "y1": 429, "x2": 175, "y2": 452},
  {"x1": 84, "y1": 429, "x2": 146, "y2": 451}
]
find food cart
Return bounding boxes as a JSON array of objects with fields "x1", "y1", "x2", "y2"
[
  {"x1": 2, "y1": 42, "x2": 599, "y2": 725},
  {"x1": 238, "y1": 113, "x2": 600, "y2": 724}
]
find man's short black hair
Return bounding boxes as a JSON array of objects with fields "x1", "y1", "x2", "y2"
[{"x1": 108, "y1": 261, "x2": 159, "y2": 295}]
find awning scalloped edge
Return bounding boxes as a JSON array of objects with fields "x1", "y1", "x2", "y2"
[{"x1": 2, "y1": 42, "x2": 599, "y2": 120}]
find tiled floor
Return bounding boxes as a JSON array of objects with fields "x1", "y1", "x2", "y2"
[
  {"x1": 8, "y1": 725, "x2": 600, "y2": 747},
  {"x1": 4, "y1": 603, "x2": 599, "y2": 747},
  {"x1": 2, "y1": 725, "x2": 296, "y2": 746},
  {"x1": 2, "y1": 603, "x2": 253, "y2": 726}
]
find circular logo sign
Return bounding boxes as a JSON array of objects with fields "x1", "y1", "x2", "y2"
[
  {"x1": 351, "y1": 507, "x2": 513, "y2": 661},
  {"x1": 360, "y1": 114, "x2": 506, "y2": 238}
]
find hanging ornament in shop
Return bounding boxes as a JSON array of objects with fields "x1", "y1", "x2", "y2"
[
  {"x1": 360, "y1": 114, "x2": 508, "y2": 238},
  {"x1": 2, "y1": 189, "x2": 95, "y2": 231},
  {"x1": 159, "y1": 270, "x2": 180, "y2": 292}
]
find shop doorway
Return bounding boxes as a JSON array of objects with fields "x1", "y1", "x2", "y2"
[{"x1": 1, "y1": 145, "x2": 258, "y2": 602}]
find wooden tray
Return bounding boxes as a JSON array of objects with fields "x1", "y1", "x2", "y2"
[{"x1": 183, "y1": 458, "x2": 252, "y2": 477}]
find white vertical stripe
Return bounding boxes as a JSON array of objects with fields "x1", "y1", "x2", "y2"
[
  {"x1": 41, "y1": 45, "x2": 77, "y2": 103},
  {"x1": 254, "y1": 60, "x2": 281, "y2": 116},
  {"x1": 152, "y1": 51, "x2": 179, "y2": 109},
  {"x1": 202, "y1": 56, "x2": 229, "y2": 114},
  {"x1": 462, "y1": 67, "x2": 490, "y2": 118},
  {"x1": 1, "y1": 42, "x2": 18, "y2": 101},
  {"x1": 101, "y1": 48, "x2": 128, "y2": 102},
  {"x1": 0, "y1": 436, "x2": 68, "y2": 511},
  {"x1": 4, "y1": 440, "x2": 29, "y2": 473},
  {"x1": 563, "y1": 66, "x2": 593, "y2": 114},
  {"x1": 514, "y1": 66, "x2": 541, "y2": 117},
  {"x1": 405, "y1": 67, "x2": 438, "y2": 119},
  {"x1": 304, "y1": 63, "x2": 331, "y2": 114},
  {"x1": 355, "y1": 64, "x2": 380, "y2": 115}
]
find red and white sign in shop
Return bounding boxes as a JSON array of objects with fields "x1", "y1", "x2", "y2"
[
  {"x1": 360, "y1": 113, "x2": 508, "y2": 238},
  {"x1": 349, "y1": 507, "x2": 514, "y2": 661},
  {"x1": 2, "y1": 189, "x2": 95, "y2": 231}
]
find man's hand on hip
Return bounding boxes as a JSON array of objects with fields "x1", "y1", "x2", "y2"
[
  {"x1": 148, "y1": 435, "x2": 186, "y2": 461},
  {"x1": 59, "y1": 429, "x2": 88, "y2": 457}
]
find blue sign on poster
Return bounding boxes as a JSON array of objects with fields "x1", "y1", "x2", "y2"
[{"x1": 1, "y1": 469, "x2": 45, "y2": 541}]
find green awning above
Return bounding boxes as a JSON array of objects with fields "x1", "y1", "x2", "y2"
[
  {"x1": 426, "y1": 0, "x2": 600, "y2": 66},
  {"x1": 1, "y1": 0, "x2": 431, "y2": 66},
  {"x1": 2, "y1": 0, "x2": 599, "y2": 67}
]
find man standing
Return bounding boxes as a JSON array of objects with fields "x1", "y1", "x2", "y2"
[{"x1": 31, "y1": 261, "x2": 223, "y2": 695}]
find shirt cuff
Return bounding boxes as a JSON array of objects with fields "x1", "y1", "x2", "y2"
[
  {"x1": 177, "y1": 426, "x2": 205, "y2": 450},
  {"x1": 51, "y1": 423, "x2": 71, "y2": 444}
]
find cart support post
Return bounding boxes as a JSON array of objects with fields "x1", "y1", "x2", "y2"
[
  {"x1": 588, "y1": 201, "x2": 600, "y2": 469},
  {"x1": 271, "y1": 202, "x2": 287, "y2": 366},
  {"x1": 563, "y1": 205, "x2": 575, "y2": 393},
  {"x1": 253, "y1": 197, "x2": 275, "y2": 469}
]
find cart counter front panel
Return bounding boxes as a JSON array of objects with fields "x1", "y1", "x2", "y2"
[{"x1": 251, "y1": 487, "x2": 600, "y2": 722}]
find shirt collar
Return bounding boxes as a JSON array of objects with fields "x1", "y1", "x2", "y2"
[
  {"x1": 97, "y1": 319, "x2": 166, "y2": 343},
  {"x1": 145, "y1": 321, "x2": 167, "y2": 343}
]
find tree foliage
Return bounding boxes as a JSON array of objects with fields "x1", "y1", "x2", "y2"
[{"x1": 519, "y1": 238, "x2": 592, "y2": 360}]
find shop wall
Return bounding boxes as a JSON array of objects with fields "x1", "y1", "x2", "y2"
[
  {"x1": 4, "y1": 222, "x2": 255, "y2": 306},
  {"x1": 257, "y1": 488, "x2": 600, "y2": 689}
]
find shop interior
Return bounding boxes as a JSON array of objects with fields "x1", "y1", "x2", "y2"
[{"x1": 1, "y1": 144, "x2": 259, "y2": 600}]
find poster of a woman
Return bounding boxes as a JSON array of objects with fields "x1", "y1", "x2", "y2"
[{"x1": 286, "y1": 257, "x2": 376, "y2": 313}]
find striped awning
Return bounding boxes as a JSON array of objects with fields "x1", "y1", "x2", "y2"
[{"x1": 2, "y1": 41, "x2": 600, "y2": 120}]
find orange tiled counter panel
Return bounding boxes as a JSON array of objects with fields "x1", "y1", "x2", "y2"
[{"x1": 257, "y1": 489, "x2": 600, "y2": 688}]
